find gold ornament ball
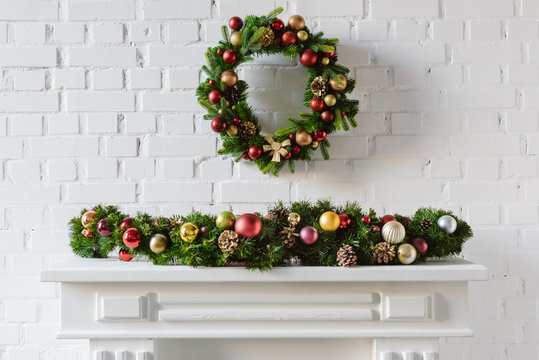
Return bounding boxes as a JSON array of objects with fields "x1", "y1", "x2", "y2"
[
  {"x1": 180, "y1": 222, "x2": 199, "y2": 242},
  {"x1": 220, "y1": 69, "x2": 238, "y2": 87},
  {"x1": 329, "y1": 74, "x2": 348, "y2": 92},
  {"x1": 226, "y1": 124, "x2": 238, "y2": 136},
  {"x1": 149, "y1": 234, "x2": 168, "y2": 254},
  {"x1": 319, "y1": 211, "x2": 340, "y2": 232},
  {"x1": 321, "y1": 57, "x2": 330, "y2": 66},
  {"x1": 311, "y1": 140, "x2": 319, "y2": 148},
  {"x1": 288, "y1": 15, "x2": 306, "y2": 31},
  {"x1": 324, "y1": 94, "x2": 337, "y2": 107},
  {"x1": 382, "y1": 220, "x2": 406, "y2": 244},
  {"x1": 297, "y1": 30, "x2": 308, "y2": 42},
  {"x1": 230, "y1": 31, "x2": 242, "y2": 46},
  {"x1": 231, "y1": 105, "x2": 237, "y2": 110},
  {"x1": 226, "y1": 100, "x2": 230, "y2": 107},
  {"x1": 295, "y1": 129, "x2": 313, "y2": 146},
  {"x1": 287, "y1": 212, "x2": 301, "y2": 226},
  {"x1": 81, "y1": 210, "x2": 98, "y2": 228},
  {"x1": 397, "y1": 243, "x2": 417, "y2": 265},
  {"x1": 218, "y1": 109, "x2": 223, "y2": 115}
]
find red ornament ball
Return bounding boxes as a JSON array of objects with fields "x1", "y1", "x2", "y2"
[
  {"x1": 270, "y1": 19, "x2": 284, "y2": 31},
  {"x1": 242, "y1": 152, "x2": 249, "y2": 160},
  {"x1": 97, "y1": 219, "x2": 111, "y2": 237},
  {"x1": 82, "y1": 228, "x2": 93, "y2": 238},
  {"x1": 284, "y1": 152, "x2": 292, "y2": 159},
  {"x1": 235, "y1": 213, "x2": 263, "y2": 238},
  {"x1": 209, "y1": 79, "x2": 215, "y2": 86},
  {"x1": 216, "y1": 48, "x2": 223, "y2": 55},
  {"x1": 229, "y1": 16, "x2": 243, "y2": 30},
  {"x1": 310, "y1": 97, "x2": 324, "y2": 112},
  {"x1": 402, "y1": 216, "x2": 412, "y2": 227},
  {"x1": 373, "y1": 226, "x2": 380, "y2": 232},
  {"x1": 211, "y1": 116, "x2": 228, "y2": 133},
  {"x1": 208, "y1": 90, "x2": 222, "y2": 104},
  {"x1": 361, "y1": 216, "x2": 371, "y2": 224},
  {"x1": 289, "y1": 133, "x2": 295, "y2": 141},
  {"x1": 292, "y1": 145, "x2": 301, "y2": 154},
  {"x1": 282, "y1": 31, "x2": 297, "y2": 46},
  {"x1": 120, "y1": 217, "x2": 133, "y2": 230},
  {"x1": 275, "y1": 35, "x2": 282, "y2": 45},
  {"x1": 340, "y1": 110, "x2": 346, "y2": 116},
  {"x1": 233, "y1": 117, "x2": 242, "y2": 125},
  {"x1": 300, "y1": 49, "x2": 318, "y2": 67},
  {"x1": 324, "y1": 49, "x2": 336, "y2": 57},
  {"x1": 313, "y1": 130, "x2": 327, "y2": 141},
  {"x1": 382, "y1": 215, "x2": 397, "y2": 223},
  {"x1": 339, "y1": 214, "x2": 351, "y2": 229},
  {"x1": 223, "y1": 49, "x2": 237, "y2": 64},
  {"x1": 321, "y1": 110, "x2": 335, "y2": 123},
  {"x1": 119, "y1": 249, "x2": 133, "y2": 262},
  {"x1": 248, "y1": 146, "x2": 262, "y2": 159},
  {"x1": 413, "y1": 237, "x2": 428, "y2": 255},
  {"x1": 122, "y1": 228, "x2": 141, "y2": 249},
  {"x1": 299, "y1": 226, "x2": 319, "y2": 245}
]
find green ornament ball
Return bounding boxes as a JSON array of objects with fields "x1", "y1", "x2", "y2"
[{"x1": 216, "y1": 211, "x2": 236, "y2": 229}]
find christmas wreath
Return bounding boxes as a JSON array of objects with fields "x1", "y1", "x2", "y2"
[
  {"x1": 69, "y1": 200, "x2": 472, "y2": 271},
  {"x1": 196, "y1": 7, "x2": 359, "y2": 176}
]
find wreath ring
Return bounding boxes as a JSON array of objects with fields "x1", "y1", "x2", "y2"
[{"x1": 196, "y1": 7, "x2": 359, "y2": 176}]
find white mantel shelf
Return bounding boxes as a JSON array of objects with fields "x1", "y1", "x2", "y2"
[{"x1": 42, "y1": 258, "x2": 488, "y2": 360}]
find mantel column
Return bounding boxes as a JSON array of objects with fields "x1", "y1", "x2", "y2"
[{"x1": 90, "y1": 339, "x2": 154, "y2": 360}]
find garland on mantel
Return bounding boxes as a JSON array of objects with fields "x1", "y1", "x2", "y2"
[{"x1": 69, "y1": 200, "x2": 472, "y2": 271}]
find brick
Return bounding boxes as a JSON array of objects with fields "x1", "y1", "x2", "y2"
[
  {"x1": 0, "y1": 1, "x2": 58, "y2": 20},
  {"x1": 201, "y1": 159, "x2": 232, "y2": 180},
  {"x1": 0, "y1": 23, "x2": 7, "y2": 43},
  {"x1": 14, "y1": 70, "x2": 46, "y2": 91},
  {"x1": 372, "y1": 0, "x2": 438, "y2": 17},
  {"x1": 67, "y1": 92, "x2": 134, "y2": 112},
  {"x1": 392, "y1": 20, "x2": 426, "y2": 41},
  {"x1": 131, "y1": 69, "x2": 161, "y2": 89},
  {"x1": 451, "y1": 135, "x2": 520, "y2": 156},
  {"x1": 25, "y1": 324, "x2": 61, "y2": 344},
  {"x1": 529, "y1": 135, "x2": 539, "y2": 154},
  {"x1": 68, "y1": 1, "x2": 135, "y2": 20},
  {"x1": 142, "y1": 92, "x2": 199, "y2": 111},
  {"x1": 218, "y1": 0, "x2": 283, "y2": 18},
  {"x1": 376, "y1": 136, "x2": 446, "y2": 156},
  {"x1": 525, "y1": 182, "x2": 539, "y2": 200},
  {"x1": 55, "y1": 24, "x2": 85, "y2": 43},
  {"x1": 144, "y1": 1, "x2": 210, "y2": 19},
  {"x1": 466, "y1": 158, "x2": 499, "y2": 179},
  {"x1": 507, "y1": 64, "x2": 539, "y2": 84},
  {"x1": 465, "y1": 204, "x2": 500, "y2": 225},
  {"x1": 295, "y1": 182, "x2": 371, "y2": 202},
  {"x1": 393, "y1": 67, "x2": 428, "y2": 87},
  {"x1": 374, "y1": 182, "x2": 442, "y2": 202},
  {"x1": 125, "y1": 159, "x2": 154, "y2": 179},
  {"x1": 504, "y1": 156, "x2": 537, "y2": 178},
  {"x1": 446, "y1": 0, "x2": 514, "y2": 18},
  {"x1": 0, "y1": 139, "x2": 23, "y2": 159},
  {"x1": 91, "y1": 23, "x2": 124, "y2": 44},
  {"x1": 447, "y1": 88, "x2": 515, "y2": 109},
  {"x1": 470, "y1": 20, "x2": 502, "y2": 41},
  {"x1": 297, "y1": 0, "x2": 363, "y2": 16},
  {"x1": 30, "y1": 137, "x2": 98, "y2": 158},
  {"x1": 505, "y1": 204, "x2": 538, "y2": 224},
  {"x1": 431, "y1": 65, "x2": 464, "y2": 85},
  {"x1": 220, "y1": 182, "x2": 289, "y2": 203},
  {"x1": 47, "y1": 161, "x2": 77, "y2": 182},
  {"x1": 48, "y1": 114, "x2": 79, "y2": 134},
  {"x1": 429, "y1": 158, "x2": 461, "y2": 178},
  {"x1": 523, "y1": 0, "x2": 539, "y2": 16},
  {"x1": 355, "y1": 67, "x2": 388, "y2": 87},
  {"x1": 355, "y1": 21, "x2": 388, "y2": 41},
  {"x1": 0, "y1": 324, "x2": 19, "y2": 344},
  {"x1": 125, "y1": 114, "x2": 156, "y2": 134},
  {"x1": 69, "y1": 48, "x2": 136, "y2": 67},
  {"x1": 0, "y1": 93, "x2": 58, "y2": 112},
  {"x1": 105, "y1": 137, "x2": 138, "y2": 157},
  {"x1": 162, "y1": 159, "x2": 194, "y2": 179},
  {"x1": 0, "y1": 230, "x2": 24, "y2": 251},
  {"x1": 432, "y1": 21, "x2": 464, "y2": 41},
  {"x1": 317, "y1": 19, "x2": 351, "y2": 40},
  {"x1": 15, "y1": 23, "x2": 46, "y2": 44},
  {"x1": 4, "y1": 301, "x2": 37, "y2": 322},
  {"x1": 453, "y1": 43, "x2": 521, "y2": 63},
  {"x1": 145, "y1": 183, "x2": 211, "y2": 202},
  {"x1": 352, "y1": 158, "x2": 422, "y2": 178},
  {"x1": 371, "y1": 90, "x2": 440, "y2": 111},
  {"x1": 314, "y1": 136, "x2": 368, "y2": 159},
  {"x1": 8, "y1": 161, "x2": 41, "y2": 183},
  {"x1": 507, "y1": 111, "x2": 538, "y2": 132},
  {"x1": 162, "y1": 114, "x2": 194, "y2": 134},
  {"x1": 506, "y1": 19, "x2": 539, "y2": 40},
  {"x1": 7, "y1": 347, "x2": 40, "y2": 360},
  {"x1": 376, "y1": 43, "x2": 445, "y2": 64},
  {"x1": 148, "y1": 136, "x2": 215, "y2": 156},
  {"x1": 169, "y1": 69, "x2": 200, "y2": 89},
  {"x1": 0, "y1": 185, "x2": 59, "y2": 205},
  {"x1": 131, "y1": 23, "x2": 160, "y2": 42},
  {"x1": 0, "y1": 48, "x2": 56, "y2": 67},
  {"x1": 466, "y1": 112, "x2": 499, "y2": 133},
  {"x1": 168, "y1": 23, "x2": 199, "y2": 43},
  {"x1": 86, "y1": 114, "x2": 118, "y2": 133},
  {"x1": 92, "y1": 69, "x2": 124, "y2": 90},
  {"x1": 86, "y1": 159, "x2": 117, "y2": 179},
  {"x1": 11, "y1": 115, "x2": 43, "y2": 136},
  {"x1": 149, "y1": 46, "x2": 206, "y2": 66},
  {"x1": 67, "y1": 183, "x2": 136, "y2": 203},
  {"x1": 54, "y1": 69, "x2": 85, "y2": 89},
  {"x1": 448, "y1": 182, "x2": 517, "y2": 202}
]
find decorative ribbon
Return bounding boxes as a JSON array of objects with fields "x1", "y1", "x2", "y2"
[{"x1": 263, "y1": 136, "x2": 291, "y2": 162}]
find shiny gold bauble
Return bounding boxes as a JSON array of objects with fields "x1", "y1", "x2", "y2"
[
  {"x1": 180, "y1": 222, "x2": 199, "y2": 242},
  {"x1": 230, "y1": 31, "x2": 242, "y2": 46},
  {"x1": 220, "y1": 69, "x2": 238, "y2": 87},
  {"x1": 324, "y1": 94, "x2": 337, "y2": 107},
  {"x1": 226, "y1": 124, "x2": 238, "y2": 136},
  {"x1": 288, "y1": 15, "x2": 306, "y2": 31},
  {"x1": 397, "y1": 243, "x2": 417, "y2": 265},
  {"x1": 319, "y1": 211, "x2": 340, "y2": 232},
  {"x1": 149, "y1": 234, "x2": 168, "y2": 254},
  {"x1": 329, "y1": 74, "x2": 347, "y2": 92},
  {"x1": 287, "y1": 212, "x2": 301, "y2": 226},
  {"x1": 218, "y1": 109, "x2": 223, "y2": 115},
  {"x1": 231, "y1": 105, "x2": 237, "y2": 110},
  {"x1": 295, "y1": 129, "x2": 312, "y2": 146},
  {"x1": 225, "y1": 100, "x2": 230, "y2": 107},
  {"x1": 382, "y1": 221, "x2": 406, "y2": 244},
  {"x1": 297, "y1": 30, "x2": 308, "y2": 42},
  {"x1": 312, "y1": 141, "x2": 319, "y2": 148},
  {"x1": 81, "y1": 210, "x2": 98, "y2": 228},
  {"x1": 321, "y1": 57, "x2": 330, "y2": 66}
]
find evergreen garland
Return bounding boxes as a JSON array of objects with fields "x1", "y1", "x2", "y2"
[{"x1": 69, "y1": 200, "x2": 472, "y2": 271}]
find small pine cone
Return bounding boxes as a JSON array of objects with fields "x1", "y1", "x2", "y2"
[
  {"x1": 337, "y1": 245, "x2": 358, "y2": 268},
  {"x1": 258, "y1": 27, "x2": 275, "y2": 47},
  {"x1": 268, "y1": 205, "x2": 288, "y2": 222},
  {"x1": 310, "y1": 76, "x2": 329, "y2": 97},
  {"x1": 218, "y1": 230, "x2": 240, "y2": 254},
  {"x1": 224, "y1": 87, "x2": 240, "y2": 104},
  {"x1": 280, "y1": 226, "x2": 298, "y2": 248},
  {"x1": 238, "y1": 121, "x2": 257, "y2": 139},
  {"x1": 168, "y1": 215, "x2": 183, "y2": 228},
  {"x1": 373, "y1": 242, "x2": 396, "y2": 264},
  {"x1": 420, "y1": 219, "x2": 433, "y2": 231}
]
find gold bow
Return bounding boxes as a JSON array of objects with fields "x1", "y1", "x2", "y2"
[{"x1": 263, "y1": 136, "x2": 291, "y2": 162}]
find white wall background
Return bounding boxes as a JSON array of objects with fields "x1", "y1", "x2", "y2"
[{"x1": 0, "y1": 0, "x2": 538, "y2": 358}]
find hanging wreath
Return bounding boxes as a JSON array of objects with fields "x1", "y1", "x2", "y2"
[{"x1": 196, "y1": 7, "x2": 359, "y2": 176}]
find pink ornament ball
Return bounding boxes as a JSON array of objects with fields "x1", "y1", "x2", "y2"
[
  {"x1": 412, "y1": 237, "x2": 428, "y2": 255},
  {"x1": 299, "y1": 226, "x2": 318, "y2": 245}
]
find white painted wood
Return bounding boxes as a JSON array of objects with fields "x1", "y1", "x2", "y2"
[
  {"x1": 382, "y1": 294, "x2": 433, "y2": 321},
  {"x1": 99, "y1": 295, "x2": 146, "y2": 321}
]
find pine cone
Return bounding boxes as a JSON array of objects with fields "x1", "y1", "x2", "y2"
[
  {"x1": 337, "y1": 245, "x2": 357, "y2": 267},
  {"x1": 258, "y1": 27, "x2": 275, "y2": 47},
  {"x1": 310, "y1": 76, "x2": 328, "y2": 97},
  {"x1": 238, "y1": 121, "x2": 257, "y2": 139},
  {"x1": 373, "y1": 242, "x2": 396, "y2": 264},
  {"x1": 168, "y1": 215, "x2": 183, "y2": 228},
  {"x1": 268, "y1": 205, "x2": 288, "y2": 222},
  {"x1": 224, "y1": 87, "x2": 240, "y2": 104},
  {"x1": 420, "y1": 219, "x2": 432, "y2": 231},
  {"x1": 280, "y1": 226, "x2": 298, "y2": 248},
  {"x1": 218, "y1": 230, "x2": 239, "y2": 253}
]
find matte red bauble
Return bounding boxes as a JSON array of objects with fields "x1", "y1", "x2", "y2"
[
  {"x1": 229, "y1": 16, "x2": 243, "y2": 30},
  {"x1": 211, "y1": 116, "x2": 228, "y2": 133},
  {"x1": 216, "y1": 48, "x2": 223, "y2": 55},
  {"x1": 233, "y1": 117, "x2": 241, "y2": 125},
  {"x1": 382, "y1": 215, "x2": 396, "y2": 223},
  {"x1": 271, "y1": 19, "x2": 284, "y2": 31},
  {"x1": 282, "y1": 31, "x2": 297, "y2": 46},
  {"x1": 208, "y1": 90, "x2": 222, "y2": 104},
  {"x1": 223, "y1": 49, "x2": 237, "y2": 64},
  {"x1": 242, "y1": 152, "x2": 249, "y2": 160},
  {"x1": 119, "y1": 249, "x2": 133, "y2": 262},
  {"x1": 340, "y1": 110, "x2": 346, "y2": 116},
  {"x1": 314, "y1": 130, "x2": 327, "y2": 141},
  {"x1": 339, "y1": 214, "x2": 351, "y2": 228},
  {"x1": 362, "y1": 216, "x2": 371, "y2": 224},
  {"x1": 321, "y1": 110, "x2": 334, "y2": 123},
  {"x1": 120, "y1": 217, "x2": 133, "y2": 230},
  {"x1": 235, "y1": 213, "x2": 263, "y2": 238},
  {"x1": 309, "y1": 97, "x2": 324, "y2": 112},
  {"x1": 97, "y1": 219, "x2": 111, "y2": 237},
  {"x1": 284, "y1": 152, "x2": 292, "y2": 159},
  {"x1": 413, "y1": 237, "x2": 428, "y2": 255},
  {"x1": 292, "y1": 145, "x2": 301, "y2": 154},
  {"x1": 299, "y1": 226, "x2": 318, "y2": 245},
  {"x1": 248, "y1": 146, "x2": 262, "y2": 159},
  {"x1": 300, "y1": 49, "x2": 317, "y2": 67},
  {"x1": 123, "y1": 227, "x2": 141, "y2": 249}
]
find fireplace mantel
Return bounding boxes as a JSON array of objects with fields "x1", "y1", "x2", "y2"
[{"x1": 42, "y1": 258, "x2": 487, "y2": 360}]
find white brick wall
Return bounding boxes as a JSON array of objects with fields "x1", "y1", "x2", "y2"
[{"x1": 0, "y1": 1, "x2": 537, "y2": 359}]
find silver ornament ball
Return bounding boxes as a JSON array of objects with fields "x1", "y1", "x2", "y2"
[
  {"x1": 381, "y1": 220, "x2": 406, "y2": 244},
  {"x1": 437, "y1": 215, "x2": 457, "y2": 234}
]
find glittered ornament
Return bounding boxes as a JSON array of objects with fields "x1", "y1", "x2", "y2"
[
  {"x1": 361, "y1": 216, "x2": 371, "y2": 224},
  {"x1": 238, "y1": 121, "x2": 256, "y2": 139},
  {"x1": 216, "y1": 211, "x2": 236, "y2": 229},
  {"x1": 271, "y1": 18, "x2": 284, "y2": 31},
  {"x1": 329, "y1": 74, "x2": 347, "y2": 92},
  {"x1": 222, "y1": 49, "x2": 237, "y2": 64},
  {"x1": 324, "y1": 94, "x2": 337, "y2": 107},
  {"x1": 314, "y1": 130, "x2": 327, "y2": 141},
  {"x1": 82, "y1": 228, "x2": 93, "y2": 238},
  {"x1": 119, "y1": 249, "x2": 133, "y2": 262},
  {"x1": 258, "y1": 27, "x2": 275, "y2": 47},
  {"x1": 412, "y1": 237, "x2": 428, "y2": 255},
  {"x1": 120, "y1": 217, "x2": 133, "y2": 230},
  {"x1": 437, "y1": 215, "x2": 457, "y2": 234},
  {"x1": 321, "y1": 110, "x2": 334, "y2": 123},
  {"x1": 226, "y1": 124, "x2": 238, "y2": 136},
  {"x1": 319, "y1": 211, "x2": 340, "y2": 231},
  {"x1": 233, "y1": 117, "x2": 242, "y2": 125},
  {"x1": 248, "y1": 146, "x2": 262, "y2": 159},
  {"x1": 230, "y1": 31, "x2": 242, "y2": 46},
  {"x1": 97, "y1": 219, "x2": 111, "y2": 237},
  {"x1": 382, "y1": 215, "x2": 396, "y2": 223},
  {"x1": 211, "y1": 116, "x2": 228, "y2": 133},
  {"x1": 122, "y1": 228, "x2": 141, "y2": 249},
  {"x1": 381, "y1": 221, "x2": 406, "y2": 244},
  {"x1": 229, "y1": 16, "x2": 243, "y2": 30},
  {"x1": 339, "y1": 214, "x2": 351, "y2": 228},
  {"x1": 295, "y1": 129, "x2": 313, "y2": 146},
  {"x1": 310, "y1": 76, "x2": 328, "y2": 97},
  {"x1": 149, "y1": 234, "x2": 168, "y2": 254},
  {"x1": 292, "y1": 145, "x2": 301, "y2": 154},
  {"x1": 221, "y1": 69, "x2": 238, "y2": 87},
  {"x1": 337, "y1": 245, "x2": 357, "y2": 267},
  {"x1": 281, "y1": 31, "x2": 297, "y2": 46},
  {"x1": 180, "y1": 222, "x2": 199, "y2": 242},
  {"x1": 287, "y1": 212, "x2": 301, "y2": 226},
  {"x1": 373, "y1": 242, "x2": 396, "y2": 264},
  {"x1": 310, "y1": 97, "x2": 324, "y2": 112},
  {"x1": 81, "y1": 210, "x2": 98, "y2": 228},
  {"x1": 398, "y1": 243, "x2": 417, "y2": 265},
  {"x1": 288, "y1": 15, "x2": 306, "y2": 31},
  {"x1": 300, "y1": 49, "x2": 317, "y2": 67},
  {"x1": 297, "y1": 30, "x2": 308, "y2": 42},
  {"x1": 299, "y1": 226, "x2": 318, "y2": 245},
  {"x1": 208, "y1": 90, "x2": 222, "y2": 104},
  {"x1": 235, "y1": 213, "x2": 263, "y2": 238}
]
